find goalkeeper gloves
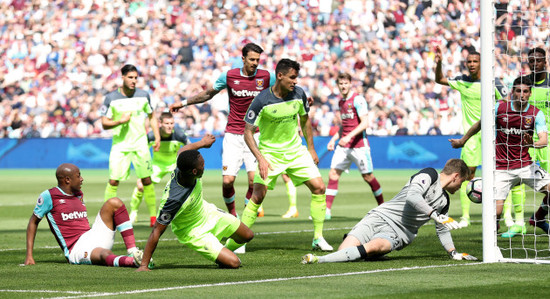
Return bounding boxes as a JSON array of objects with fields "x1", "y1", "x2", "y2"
[
  {"x1": 430, "y1": 211, "x2": 460, "y2": 230},
  {"x1": 449, "y1": 250, "x2": 478, "y2": 261}
]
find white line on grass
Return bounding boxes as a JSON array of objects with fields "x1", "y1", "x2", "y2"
[
  {"x1": 0, "y1": 290, "x2": 99, "y2": 295},
  {"x1": 46, "y1": 263, "x2": 482, "y2": 299}
]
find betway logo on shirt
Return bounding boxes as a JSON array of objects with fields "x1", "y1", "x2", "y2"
[
  {"x1": 341, "y1": 112, "x2": 355, "y2": 120},
  {"x1": 231, "y1": 88, "x2": 261, "y2": 98},
  {"x1": 502, "y1": 127, "x2": 524, "y2": 135},
  {"x1": 62, "y1": 211, "x2": 87, "y2": 221}
]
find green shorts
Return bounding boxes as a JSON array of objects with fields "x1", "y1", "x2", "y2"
[
  {"x1": 109, "y1": 147, "x2": 153, "y2": 181},
  {"x1": 461, "y1": 133, "x2": 482, "y2": 167},
  {"x1": 151, "y1": 162, "x2": 176, "y2": 184},
  {"x1": 530, "y1": 147, "x2": 550, "y2": 173},
  {"x1": 173, "y1": 203, "x2": 240, "y2": 262},
  {"x1": 254, "y1": 145, "x2": 322, "y2": 190}
]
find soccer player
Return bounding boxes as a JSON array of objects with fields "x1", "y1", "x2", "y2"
[
  {"x1": 170, "y1": 43, "x2": 283, "y2": 218},
  {"x1": 129, "y1": 112, "x2": 216, "y2": 227},
  {"x1": 100, "y1": 64, "x2": 160, "y2": 210},
  {"x1": 225, "y1": 58, "x2": 333, "y2": 252},
  {"x1": 136, "y1": 150, "x2": 254, "y2": 271},
  {"x1": 325, "y1": 72, "x2": 384, "y2": 220},
  {"x1": 526, "y1": 47, "x2": 550, "y2": 232},
  {"x1": 450, "y1": 76, "x2": 550, "y2": 233},
  {"x1": 302, "y1": 159, "x2": 477, "y2": 264},
  {"x1": 434, "y1": 45, "x2": 524, "y2": 229},
  {"x1": 24, "y1": 163, "x2": 146, "y2": 268}
]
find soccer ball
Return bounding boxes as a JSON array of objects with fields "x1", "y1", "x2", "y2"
[{"x1": 466, "y1": 178, "x2": 482, "y2": 204}]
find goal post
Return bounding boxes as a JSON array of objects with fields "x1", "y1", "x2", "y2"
[
  {"x1": 481, "y1": 0, "x2": 550, "y2": 264},
  {"x1": 480, "y1": 0, "x2": 499, "y2": 263}
]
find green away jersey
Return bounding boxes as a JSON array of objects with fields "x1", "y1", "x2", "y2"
[
  {"x1": 527, "y1": 73, "x2": 550, "y2": 128},
  {"x1": 244, "y1": 86, "x2": 309, "y2": 153},
  {"x1": 448, "y1": 75, "x2": 508, "y2": 131},
  {"x1": 147, "y1": 128, "x2": 188, "y2": 168},
  {"x1": 157, "y1": 168, "x2": 207, "y2": 235},
  {"x1": 100, "y1": 88, "x2": 153, "y2": 151}
]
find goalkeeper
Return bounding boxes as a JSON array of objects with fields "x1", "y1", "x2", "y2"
[{"x1": 302, "y1": 159, "x2": 478, "y2": 264}]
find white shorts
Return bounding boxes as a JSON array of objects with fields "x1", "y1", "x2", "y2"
[
  {"x1": 222, "y1": 132, "x2": 258, "y2": 176},
  {"x1": 494, "y1": 164, "x2": 550, "y2": 200},
  {"x1": 330, "y1": 146, "x2": 374, "y2": 174},
  {"x1": 68, "y1": 212, "x2": 115, "y2": 265}
]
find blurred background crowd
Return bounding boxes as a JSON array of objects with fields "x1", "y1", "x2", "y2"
[{"x1": 1, "y1": 0, "x2": 548, "y2": 139}]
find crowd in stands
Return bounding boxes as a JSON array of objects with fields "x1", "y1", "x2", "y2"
[{"x1": 1, "y1": 0, "x2": 548, "y2": 139}]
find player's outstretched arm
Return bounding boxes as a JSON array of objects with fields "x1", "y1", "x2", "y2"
[
  {"x1": 136, "y1": 222, "x2": 167, "y2": 272},
  {"x1": 170, "y1": 87, "x2": 221, "y2": 113},
  {"x1": 24, "y1": 214, "x2": 41, "y2": 265},
  {"x1": 449, "y1": 120, "x2": 481, "y2": 148},
  {"x1": 434, "y1": 46, "x2": 449, "y2": 86},
  {"x1": 179, "y1": 134, "x2": 216, "y2": 154}
]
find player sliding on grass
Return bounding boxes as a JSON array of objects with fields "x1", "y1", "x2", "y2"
[
  {"x1": 136, "y1": 150, "x2": 254, "y2": 271},
  {"x1": 25, "y1": 163, "x2": 147, "y2": 268},
  {"x1": 225, "y1": 58, "x2": 333, "y2": 252},
  {"x1": 302, "y1": 159, "x2": 477, "y2": 264}
]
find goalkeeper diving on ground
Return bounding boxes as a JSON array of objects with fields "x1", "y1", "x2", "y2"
[{"x1": 302, "y1": 158, "x2": 478, "y2": 264}]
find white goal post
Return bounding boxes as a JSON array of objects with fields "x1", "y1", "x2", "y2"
[{"x1": 481, "y1": 0, "x2": 550, "y2": 264}]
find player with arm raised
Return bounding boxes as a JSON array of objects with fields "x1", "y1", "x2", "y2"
[
  {"x1": 170, "y1": 43, "x2": 290, "y2": 218},
  {"x1": 450, "y1": 76, "x2": 550, "y2": 232},
  {"x1": 225, "y1": 58, "x2": 333, "y2": 252},
  {"x1": 302, "y1": 159, "x2": 476, "y2": 264},
  {"x1": 100, "y1": 64, "x2": 160, "y2": 210},
  {"x1": 25, "y1": 163, "x2": 148, "y2": 268},
  {"x1": 129, "y1": 112, "x2": 216, "y2": 227},
  {"x1": 136, "y1": 150, "x2": 254, "y2": 271},
  {"x1": 325, "y1": 72, "x2": 384, "y2": 220},
  {"x1": 434, "y1": 46, "x2": 524, "y2": 231}
]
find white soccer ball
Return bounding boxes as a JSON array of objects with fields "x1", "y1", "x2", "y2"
[{"x1": 466, "y1": 178, "x2": 482, "y2": 204}]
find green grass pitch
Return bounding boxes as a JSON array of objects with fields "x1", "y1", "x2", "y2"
[{"x1": 1, "y1": 168, "x2": 550, "y2": 298}]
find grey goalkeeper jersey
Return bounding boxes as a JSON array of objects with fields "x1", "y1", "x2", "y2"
[{"x1": 369, "y1": 168, "x2": 455, "y2": 251}]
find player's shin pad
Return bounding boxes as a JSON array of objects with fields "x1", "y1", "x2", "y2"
[{"x1": 310, "y1": 194, "x2": 326, "y2": 239}]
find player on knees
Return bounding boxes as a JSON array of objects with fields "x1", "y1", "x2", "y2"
[
  {"x1": 100, "y1": 64, "x2": 160, "y2": 218},
  {"x1": 169, "y1": 43, "x2": 275, "y2": 218},
  {"x1": 225, "y1": 59, "x2": 333, "y2": 252},
  {"x1": 136, "y1": 150, "x2": 253, "y2": 271},
  {"x1": 450, "y1": 76, "x2": 550, "y2": 233},
  {"x1": 302, "y1": 159, "x2": 477, "y2": 264},
  {"x1": 325, "y1": 72, "x2": 383, "y2": 220},
  {"x1": 25, "y1": 163, "x2": 146, "y2": 268}
]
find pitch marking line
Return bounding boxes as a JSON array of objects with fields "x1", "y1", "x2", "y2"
[{"x1": 43, "y1": 263, "x2": 482, "y2": 299}]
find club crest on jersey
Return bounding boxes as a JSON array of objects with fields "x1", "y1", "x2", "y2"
[
  {"x1": 256, "y1": 79, "x2": 264, "y2": 90},
  {"x1": 223, "y1": 166, "x2": 228, "y2": 171},
  {"x1": 525, "y1": 116, "x2": 533, "y2": 125}
]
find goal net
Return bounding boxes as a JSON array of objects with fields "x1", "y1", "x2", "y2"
[{"x1": 483, "y1": 0, "x2": 550, "y2": 263}]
